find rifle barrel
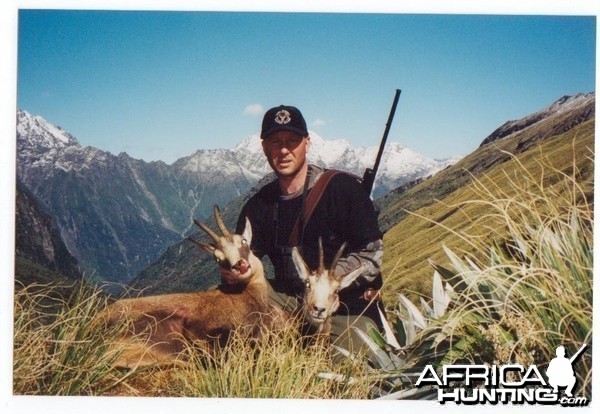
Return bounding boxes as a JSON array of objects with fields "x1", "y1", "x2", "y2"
[{"x1": 372, "y1": 89, "x2": 402, "y2": 174}]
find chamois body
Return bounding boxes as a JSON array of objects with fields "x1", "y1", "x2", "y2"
[
  {"x1": 99, "y1": 206, "x2": 284, "y2": 368},
  {"x1": 291, "y1": 239, "x2": 365, "y2": 338}
]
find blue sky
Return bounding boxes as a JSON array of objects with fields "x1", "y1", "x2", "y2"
[{"x1": 15, "y1": 7, "x2": 597, "y2": 164}]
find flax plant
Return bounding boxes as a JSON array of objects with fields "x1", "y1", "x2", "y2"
[
  {"x1": 370, "y1": 150, "x2": 593, "y2": 398},
  {"x1": 443, "y1": 153, "x2": 594, "y2": 376}
]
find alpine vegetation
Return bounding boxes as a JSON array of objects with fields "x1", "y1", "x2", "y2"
[{"x1": 356, "y1": 148, "x2": 593, "y2": 400}]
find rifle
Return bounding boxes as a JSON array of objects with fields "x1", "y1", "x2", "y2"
[{"x1": 362, "y1": 89, "x2": 402, "y2": 196}]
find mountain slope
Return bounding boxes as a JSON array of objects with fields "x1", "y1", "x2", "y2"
[
  {"x1": 376, "y1": 92, "x2": 595, "y2": 232},
  {"x1": 129, "y1": 175, "x2": 276, "y2": 295},
  {"x1": 17, "y1": 112, "x2": 183, "y2": 282},
  {"x1": 15, "y1": 180, "x2": 81, "y2": 285},
  {"x1": 16, "y1": 111, "x2": 262, "y2": 282},
  {"x1": 381, "y1": 119, "x2": 594, "y2": 304}
]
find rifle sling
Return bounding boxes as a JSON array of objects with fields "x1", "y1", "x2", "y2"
[{"x1": 288, "y1": 169, "x2": 342, "y2": 246}]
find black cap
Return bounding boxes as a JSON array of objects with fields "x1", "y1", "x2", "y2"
[{"x1": 260, "y1": 105, "x2": 308, "y2": 139}]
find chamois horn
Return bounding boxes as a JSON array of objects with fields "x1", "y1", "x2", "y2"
[
  {"x1": 214, "y1": 205, "x2": 231, "y2": 237},
  {"x1": 193, "y1": 218, "x2": 220, "y2": 244},
  {"x1": 330, "y1": 242, "x2": 348, "y2": 274},
  {"x1": 317, "y1": 237, "x2": 325, "y2": 274}
]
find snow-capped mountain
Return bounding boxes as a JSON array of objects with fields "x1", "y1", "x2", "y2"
[
  {"x1": 233, "y1": 132, "x2": 457, "y2": 197},
  {"x1": 17, "y1": 108, "x2": 455, "y2": 201},
  {"x1": 17, "y1": 110, "x2": 79, "y2": 150},
  {"x1": 480, "y1": 92, "x2": 595, "y2": 147},
  {"x1": 15, "y1": 91, "x2": 594, "y2": 290},
  {"x1": 16, "y1": 109, "x2": 457, "y2": 283}
]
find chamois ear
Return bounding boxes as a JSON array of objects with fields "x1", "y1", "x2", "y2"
[
  {"x1": 338, "y1": 264, "x2": 366, "y2": 290},
  {"x1": 291, "y1": 247, "x2": 310, "y2": 282},
  {"x1": 242, "y1": 217, "x2": 253, "y2": 245}
]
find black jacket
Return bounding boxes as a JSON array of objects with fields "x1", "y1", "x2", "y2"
[{"x1": 236, "y1": 165, "x2": 383, "y2": 320}]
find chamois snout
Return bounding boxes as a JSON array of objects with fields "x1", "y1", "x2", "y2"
[
  {"x1": 311, "y1": 305, "x2": 327, "y2": 319},
  {"x1": 232, "y1": 258, "x2": 250, "y2": 274}
]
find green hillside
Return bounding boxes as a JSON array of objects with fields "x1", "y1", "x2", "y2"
[
  {"x1": 381, "y1": 119, "x2": 594, "y2": 305},
  {"x1": 376, "y1": 95, "x2": 594, "y2": 233}
]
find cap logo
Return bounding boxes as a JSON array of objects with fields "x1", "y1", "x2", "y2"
[{"x1": 274, "y1": 109, "x2": 292, "y2": 125}]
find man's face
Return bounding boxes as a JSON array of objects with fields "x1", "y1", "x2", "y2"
[{"x1": 262, "y1": 131, "x2": 310, "y2": 178}]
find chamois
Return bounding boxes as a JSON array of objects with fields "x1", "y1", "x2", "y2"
[
  {"x1": 98, "y1": 206, "x2": 283, "y2": 368},
  {"x1": 291, "y1": 239, "x2": 365, "y2": 338}
]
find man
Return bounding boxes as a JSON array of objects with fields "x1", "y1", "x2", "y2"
[{"x1": 236, "y1": 104, "x2": 384, "y2": 352}]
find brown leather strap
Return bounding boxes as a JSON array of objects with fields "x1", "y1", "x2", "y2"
[{"x1": 288, "y1": 169, "x2": 342, "y2": 246}]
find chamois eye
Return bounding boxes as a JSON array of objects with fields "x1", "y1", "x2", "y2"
[
  {"x1": 305, "y1": 281, "x2": 311, "y2": 289},
  {"x1": 241, "y1": 238, "x2": 247, "y2": 245},
  {"x1": 214, "y1": 256, "x2": 221, "y2": 264}
]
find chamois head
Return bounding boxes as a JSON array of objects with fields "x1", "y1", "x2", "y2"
[
  {"x1": 188, "y1": 205, "x2": 259, "y2": 285},
  {"x1": 291, "y1": 238, "x2": 364, "y2": 328}
]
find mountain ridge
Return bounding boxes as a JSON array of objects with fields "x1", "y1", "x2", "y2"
[
  {"x1": 376, "y1": 91, "x2": 595, "y2": 231},
  {"x1": 16, "y1": 109, "x2": 452, "y2": 283},
  {"x1": 480, "y1": 92, "x2": 595, "y2": 147},
  {"x1": 15, "y1": 180, "x2": 81, "y2": 285}
]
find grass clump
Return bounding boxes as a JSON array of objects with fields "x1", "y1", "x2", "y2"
[
  {"x1": 379, "y1": 147, "x2": 593, "y2": 398},
  {"x1": 13, "y1": 282, "x2": 126, "y2": 395},
  {"x1": 157, "y1": 320, "x2": 370, "y2": 399},
  {"x1": 13, "y1": 283, "x2": 371, "y2": 398}
]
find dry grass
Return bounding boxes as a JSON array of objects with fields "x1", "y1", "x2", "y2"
[
  {"x1": 13, "y1": 284, "x2": 371, "y2": 398},
  {"x1": 382, "y1": 121, "x2": 594, "y2": 305},
  {"x1": 381, "y1": 140, "x2": 593, "y2": 398}
]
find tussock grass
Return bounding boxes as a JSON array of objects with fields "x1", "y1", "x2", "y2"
[
  {"x1": 158, "y1": 320, "x2": 370, "y2": 399},
  {"x1": 386, "y1": 141, "x2": 593, "y2": 397},
  {"x1": 13, "y1": 282, "x2": 127, "y2": 395},
  {"x1": 13, "y1": 283, "x2": 371, "y2": 398},
  {"x1": 382, "y1": 122, "x2": 594, "y2": 304}
]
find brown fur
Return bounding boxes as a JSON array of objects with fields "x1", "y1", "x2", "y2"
[{"x1": 98, "y1": 206, "x2": 286, "y2": 368}]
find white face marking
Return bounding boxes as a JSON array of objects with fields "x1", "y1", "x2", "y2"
[
  {"x1": 215, "y1": 234, "x2": 253, "y2": 281},
  {"x1": 291, "y1": 245, "x2": 364, "y2": 327},
  {"x1": 305, "y1": 273, "x2": 340, "y2": 323}
]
